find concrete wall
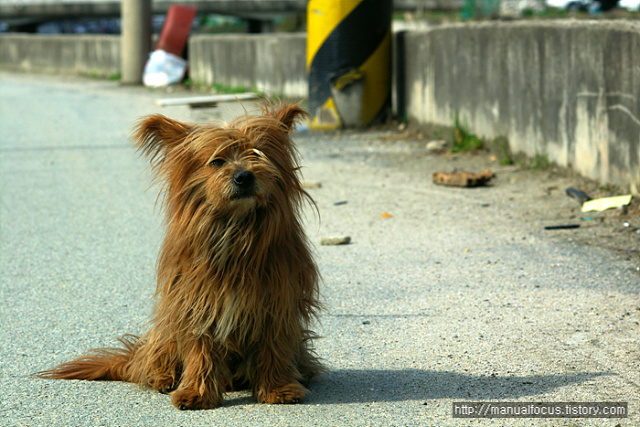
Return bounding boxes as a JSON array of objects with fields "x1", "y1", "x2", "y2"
[
  {"x1": 399, "y1": 21, "x2": 640, "y2": 193},
  {"x1": 189, "y1": 33, "x2": 307, "y2": 99},
  {"x1": 0, "y1": 34, "x2": 120, "y2": 77}
]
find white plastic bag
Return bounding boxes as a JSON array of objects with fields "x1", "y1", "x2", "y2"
[{"x1": 143, "y1": 49, "x2": 187, "y2": 88}]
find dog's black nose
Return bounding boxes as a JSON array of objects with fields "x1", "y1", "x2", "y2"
[
  {"x1": 232, "y1": 171, "x2": 255, "y2": 197},
  {"x1": 233, "y1": 171, "x2": 254, "y2": 188}
]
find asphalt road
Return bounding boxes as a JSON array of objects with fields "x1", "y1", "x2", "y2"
[{"x1": 1, "y1": 72, "x2": 638, "y2": 427}]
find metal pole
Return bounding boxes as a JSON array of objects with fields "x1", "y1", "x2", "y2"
[{"x1": 121, "y1": 0, "x2": 151, "y2": 85}]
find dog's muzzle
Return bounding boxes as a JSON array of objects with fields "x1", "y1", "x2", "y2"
[{"x1": 232, "y1": 170, "x2": 256, "y2": 199}]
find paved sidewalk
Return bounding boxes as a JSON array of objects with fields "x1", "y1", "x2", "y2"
[{"x1": 0, "y1": 72, "x2": 638, "y2": 426}]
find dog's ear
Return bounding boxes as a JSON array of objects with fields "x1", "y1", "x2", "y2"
[
  {"x1": 269, "y1": 103, "x2": 309, "y2": 133},
  {"x1": 131, "y1": 115, "x2": 194, "y2": 165}
]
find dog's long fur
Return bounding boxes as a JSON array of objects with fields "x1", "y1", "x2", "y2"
[{"x1": 37, "y1": 103, "x2": 322, "y2": 409}]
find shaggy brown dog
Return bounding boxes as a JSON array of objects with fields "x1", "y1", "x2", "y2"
[{"x1": 37, "y1": 103, "x2": 322, "y2": 410}]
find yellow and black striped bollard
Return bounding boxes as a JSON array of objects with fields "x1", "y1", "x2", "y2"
[{"x1": 307, "y1": 0, "x2": 392, "y2": 129}]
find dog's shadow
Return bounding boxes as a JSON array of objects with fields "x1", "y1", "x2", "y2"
[
  {"x1": 221, "y1": 368, "x2": 608, "y2": 407},
  {"x1": 299, "y1": 369, "x2": 608, "y2": 404}
]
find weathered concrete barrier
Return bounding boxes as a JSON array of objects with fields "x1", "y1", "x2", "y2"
[
  {"x1": 0, "y1": 34, "x2": 120, "y2": 77},
  {"x1": 189, "y1": 33, "x2": 307, "y2": 99},
  {"x1": 398, "y1": 21, "x2": 640, "y2": 193}
]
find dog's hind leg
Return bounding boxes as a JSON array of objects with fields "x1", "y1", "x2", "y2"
[
  {"x1": 123, "y1": 331, "x2": 182, "y2": 394},
  {"x1": 171, "y1": 338, "x2": 226, "y2": 410},
  {"x1": 296, "y1": 330, "x2": 324, "y2": 385},
  {"x1": 149, "y1": 342, "x2": 182, "y2": 394}
]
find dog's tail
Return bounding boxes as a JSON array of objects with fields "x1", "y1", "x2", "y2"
[{"x1": 35, "y1": 335, "x2": 139, "y2": 382}]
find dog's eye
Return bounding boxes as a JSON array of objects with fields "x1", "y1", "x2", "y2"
[{"x1": 209, "y1": 158, "x2": 225, "y2": 167}]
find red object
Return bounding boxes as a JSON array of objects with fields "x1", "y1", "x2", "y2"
[{"x1": 156, "y1": 5, "x2": 197, "y2": 57}]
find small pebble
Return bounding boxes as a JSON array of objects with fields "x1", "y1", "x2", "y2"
[{"x1": 302, "y1": 181, "x2": 322, "y2": 189}]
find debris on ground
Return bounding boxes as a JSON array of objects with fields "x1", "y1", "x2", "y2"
[
  {"x1": 143, "y1": 5, "x2": 197, "y2": 87},
  {"x1": 544, "y1": 224, "x2": 581, "y2": 230},
  {"x1": 155, "y1": 93, "x2": 258, "y2": 108},
  {"x1": 320, "y1": 236, "x2": 351, "y2": 245},
  {"x1": 582, "y1": 195, "x2": 633, "y2": 213},
  {"x1": 565, "y1": 187, "x2": 591, "y2": 204},
  {"x1": 426, "y1": 140, "x2": 447, "y2": 153},
  {"x1": 432, "y1": 169, "x2": 494, "y2": 187}
]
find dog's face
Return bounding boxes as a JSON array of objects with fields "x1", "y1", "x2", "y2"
[{"x1": 132, "y1": 104, "x2": 309, "y2": 218}]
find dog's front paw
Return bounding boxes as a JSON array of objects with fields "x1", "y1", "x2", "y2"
[
  {"x1": 171, "y1": 388, "x2": 222, "y2": 410},
  {"x1": 258, "y1": 382, "x2": 308, "y2": 404}
]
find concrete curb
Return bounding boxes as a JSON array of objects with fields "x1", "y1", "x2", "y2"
[{"x1": 398, "y1": 20, "x2": 640, "y2": 194}]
